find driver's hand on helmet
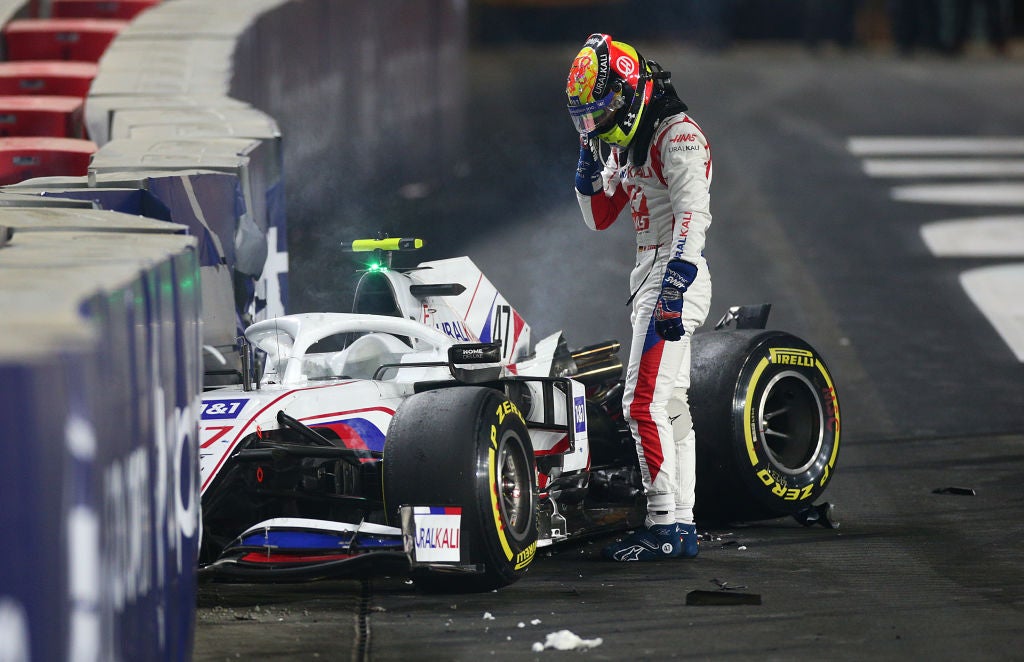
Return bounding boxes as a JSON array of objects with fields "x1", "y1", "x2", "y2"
[{"x1": 575, "y1": 137, "x2": 602, "y2": 196}]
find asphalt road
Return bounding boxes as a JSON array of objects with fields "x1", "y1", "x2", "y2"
[{"x1": 195, "y1": 42, "x2": 1024, "y2": 660}]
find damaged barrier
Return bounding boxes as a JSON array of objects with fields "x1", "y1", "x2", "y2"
[{"x1": 0, "y1": 0, "x2": 466, "y2": 659}]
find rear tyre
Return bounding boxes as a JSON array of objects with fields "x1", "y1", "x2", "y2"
[
  {"x1": 690, "y1": 330, "x2": 841, "y2": 523},
  {"x1": 383, "y1": 386, "x2": 537, "y2": 592}
]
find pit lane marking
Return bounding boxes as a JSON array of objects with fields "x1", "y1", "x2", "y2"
[
  {"x1": 862, "y1": 159, "x2": 1024, "y2": 178},
  {"x1": 920, "y1": 217, "x2": 1024, "y2": 257},
  {"x1": 892, "y1": 183, "x2": 1024, "y2": 206},
  {"x1": 849, "y1": 135, "x2": 1024, "y2": 362},
  {"x1": 847, "y1": 136, "x2": 1024, "y2": 156},
  {"x1": 960, "y1": 265, "x2": 1024, "y2": 361}
]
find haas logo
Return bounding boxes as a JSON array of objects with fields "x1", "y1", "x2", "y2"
[
  {"x1": 671, "y1": 133, "x2": 698, "y2": 143},
  {"x1": 615, "y1": 55, "x2": 636, "y2": 77},
  {"x1": 629, "y1": 187, "x2": 650, "y2": 231}
]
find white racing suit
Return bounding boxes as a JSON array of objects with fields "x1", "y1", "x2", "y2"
[{"x1": 576, "y1": 112, "x2": 713, "y2": 527}]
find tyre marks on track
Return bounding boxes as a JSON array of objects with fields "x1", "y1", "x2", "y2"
[
  {"x1": 848, "y1": 136, "x2": 1024, "y2": 362},
  {"x1": 355, "y1": 578, "x2": 373, "y2": 662}
]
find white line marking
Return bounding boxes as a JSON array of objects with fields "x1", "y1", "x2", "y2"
[
  {"x1": 920, "y1": 217, "x2": 1024, "y2": 257},
  {"x1": 863, "y1": 159, "x2": 1024, "y2": 178},
  {"x1": 960, "y1": 264, "x2": 1024, "y2": 361},
  {"x1": 848, "y1": 137, "x2": 1024, "y2": 156},
  {"x1": 892, "y1": 183, "x2": 1024, "y2": 206}
]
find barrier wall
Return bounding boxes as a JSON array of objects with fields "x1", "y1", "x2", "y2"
[
  {"x1": 0, "y1": 0, "x2": 466, "y2": 660},
  {"x1": 0, "y1": 211, "x2": 200, "y2": 661},
  {"x1": 234, "y1": 0, "x2": 466, "y2": 212}
]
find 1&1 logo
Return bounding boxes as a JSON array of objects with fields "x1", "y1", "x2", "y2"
[{"x1": 201, "y1": 399, "x2": 248, "y2": 420}]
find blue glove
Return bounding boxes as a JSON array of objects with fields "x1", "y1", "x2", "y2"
[
  {"x1": 575, "y1": 140, "x2": 602, "y2": 196},
  {"x1": 653, "y1": 260, "x2": 698, "y2": 341}
]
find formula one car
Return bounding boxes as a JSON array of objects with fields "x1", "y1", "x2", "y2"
[{"x1": 197, "y1": 238, "x2": 840, "y2": 592}]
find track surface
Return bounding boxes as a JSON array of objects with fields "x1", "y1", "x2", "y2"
[{"x1": 195, "y1": 44, "x2": 1024, "y2": 660}]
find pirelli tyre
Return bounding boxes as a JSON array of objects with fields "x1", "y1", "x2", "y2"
[
  {"x1": 689, "y1": 330, "x2": 841, "y2": 523},
  {"x1": 383, "y1": 386, "x2": 537, "y2": 593}
]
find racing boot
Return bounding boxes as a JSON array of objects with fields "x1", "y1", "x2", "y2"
[
  {"x1": 602, "y1": 523, "x2": 682, "y2": 561},
  {"x1": 678, "y1": 522, "x2": 699, "y2": 559}
]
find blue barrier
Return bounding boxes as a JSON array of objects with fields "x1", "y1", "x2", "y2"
[{"x1": 0, "y1": 222, "x2": 200, "y2": 660}]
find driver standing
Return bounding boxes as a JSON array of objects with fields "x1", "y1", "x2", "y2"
[{"x1": 566, "y1": 33, "x2": 713, "y2": 561}]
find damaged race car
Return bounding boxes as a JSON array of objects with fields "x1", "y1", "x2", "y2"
[{"x1": 198, "y1": 238, "x2": 841, "y2": 592}]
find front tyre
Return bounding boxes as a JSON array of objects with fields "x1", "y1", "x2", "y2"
[
  {"x1": 383, "y1": 387, "x2": 537, "y2": 592},
  {"x1": 690, "y1": 330, "x2": 841, "y2": 523}
]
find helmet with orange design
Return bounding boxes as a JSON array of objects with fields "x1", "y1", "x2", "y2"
[{"x1": 565, "y1": 33, "x2": 654, "y2": 148}]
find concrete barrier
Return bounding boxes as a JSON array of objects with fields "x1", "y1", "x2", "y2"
[
  {"x1": 0, "y1": 0, "x2": 466, "y2": 659},
  {"x1": 233, "y1": 0, "x2": 467, "y2": 244},
  {"x1": 89, "y1": 137, "x2": 284, "y2": 323},
  {"x1": 8, "y1": 169, "x2": 267, "y2": 375},
  {"x1": 0, "y1": 210, "x2": 200, "y2": 661}
]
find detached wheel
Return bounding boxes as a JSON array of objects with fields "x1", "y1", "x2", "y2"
[
  {"x1": 690, "y1": 330, "x2": 841, "y2": 523},
  {"x1": 383, "y1": 386, "x2": 537, "y2": 592}
]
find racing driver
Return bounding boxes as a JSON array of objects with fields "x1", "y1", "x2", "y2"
[{"x1": 566, "y1": 33, "x2": 713, "y2": 561}]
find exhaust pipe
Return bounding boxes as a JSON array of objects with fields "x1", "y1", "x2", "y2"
[
  {"x1": 571, "y1": 358, "x2": 623, "y2": 384},
  {"x1": 569, "y1": 340, "x2": 622, "y2": 384},
  {"x1": 571, "y1": 340, "x2": 620, "y2": 368}
]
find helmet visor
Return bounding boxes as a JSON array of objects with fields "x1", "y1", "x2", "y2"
[{"x1": 567, "y1": 90, "x2": 621, "y2": 138}]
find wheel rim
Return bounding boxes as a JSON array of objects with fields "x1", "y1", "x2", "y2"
[
  {"x1": 757, "y1": 371, "x2": 824, "y2": 475},
  {"x1": 497, "y1": 431, "x2": 533, "y2": 540}
]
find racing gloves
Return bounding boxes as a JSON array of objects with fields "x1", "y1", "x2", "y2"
[
  {"x1": 653, "y1": 260, "x2": 698, "y2": 341},
  {"x1": 575, "y1": 139, "x2": 602, "y2": 196}
]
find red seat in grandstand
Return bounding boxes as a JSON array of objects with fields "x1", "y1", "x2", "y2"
[
  {"x1": 3, "y1": 18, "x2": 129, "y2": 62},
  {"x1": 0, "y1": 137, "x2": 96, "y2": 185},
  {"x1": 50, "y1": 0, "x2": 162, "y2": 20},
  {"x1": 0, "y1": 96, "x2": 85, "y2": 138},
  {"x1": 0, "y1": 62, "x2": 98, "y2": 97}
]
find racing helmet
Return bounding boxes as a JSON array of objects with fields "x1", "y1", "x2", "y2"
[{"x1": 565, "y1": 33, "x2": 654, "y2": 148}]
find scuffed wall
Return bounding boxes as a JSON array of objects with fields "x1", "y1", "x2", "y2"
[{"x1": 233, "y1": 0, "x2": 467, "y2": 313}]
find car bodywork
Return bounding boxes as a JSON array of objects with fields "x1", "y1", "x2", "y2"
[{"x1": 198, "y1": 243, "x2": 634, "y2": 585}]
